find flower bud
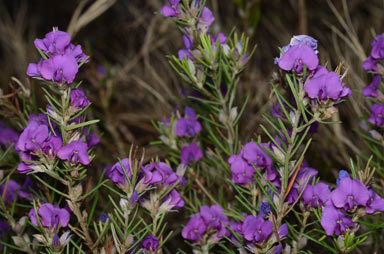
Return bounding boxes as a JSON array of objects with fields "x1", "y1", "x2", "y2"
[
  {"x1": 272, "y1": 145, "x2": 285, "y2": 163},
  {"x1": 69, "y1": 184, "x2": 83, "y2": 201},
  {"x1": 14, "y1": 216, "x2": 28, "y2": 233},
  {"x1": 32, "y1": 234, "x2": 47, "y2": 244},
  {"x1": 120, "y1": 198, "x2": 130, "y2": 213}
]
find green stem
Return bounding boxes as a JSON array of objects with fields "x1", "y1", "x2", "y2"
[
  {"x1": 67, "y1": 183, "x2": 97, "y2": 254},
  {"x1": 292, "y1": 211, "x2": 310, "y2": 254}
]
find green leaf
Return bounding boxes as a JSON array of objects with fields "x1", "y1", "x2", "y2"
[{"x1": 65, "y1": 119, "x2": 100, "y2": 131}]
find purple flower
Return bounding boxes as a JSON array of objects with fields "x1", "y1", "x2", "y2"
[
  {"x1": 272, "y1": 244, "x2": 283, "y2": 254},
  {"x1": 369, "y1": 103, "x2": 384, "y2": 127},
  {"x1": 16, "y1": 122, "x2": 49, "y2": 152},
  {"x1": 290, "y1": 35, "x2": 318, "y2": 51},
  {"x1": 365, "y1": 188, "x2": 384, "y2": 214},
  {"x1": 182, "y1": 214, "x2": 207, "y2": 242},
  {"x1": 275, "y1": 35, "x2": 318, "y2": 65},
  {"x1": 275, "y1": 35, "x2": 318, "y2": 64},
  {"x1": 38, "y1": 54, "x2": 79, "y2": 84},
  {"x1": 243, "y1": 142, "x2": 273, "y2": 168},
  {"x1": 57, "y1": 140, "x2": 90, "y2": 165},
  {"x1": 26, "y1": 60, "x2": 43, "y2": 78},
  {"x1": 362, "y1": 75, "x2": 381, "y2": 97},
  {"x1": 259, "y1": 202, "x2": 272, "y2": 216},
  {"x1": 198, "y1": 7, "x2": 215, "y2": 30},
  {"x1": 142, "y1": 162, "x2": 165, "y2": 185},
  {"x1": 100, "y1": 213, "x2": 109, "y2": 222},
  {"x1": 321, "y1": 202, "x2": 355, "y2": 235},
  {"x1": 228, "y1": 151, "x2": 255, "y2": 185},
  {"x1": 64, "y1": 43, "x2": 89, "y2": 64},
  {"x1": 362, "y1": 56, "x2": 379, "y2": 71},
  {"x1": 70, "y1": 89, "x2": 90, "y2": 110},
  {"x1": 336, "y1": 170, "x2": 350, "y2": 186},
  {"x1": 34, "y1": 28, "x2": 70, "y2": 55},
  {"x1": 242, "y1": 215, "x2": 273, "y2": 243},
  {"x1": 97, "y1": 64, "x2": 106, "y2": 76},
  {"x1": 175, "y1": 107, "x2": 202, "y2": 137},
  {"x1": 0, "y1": 221, "x2": 11, "y2": 239},
  {"x1": 162, "y1": 189, "x2": 184, "y2": 209},
  {"x1": 180, "y1": 143, "x2": 203, "y2": 164},
  {"x1": 370, "y1": 34, "x2": 384, "y2": 59},
  {"x1": 278, "y1": 45, "x2": 319, "y2": 73},
  {"x1": 305, "y1": 70, "x2": 351, "y2": 101},
  {"x1": 200, "y1": 205, "x2": 228, "y2": 229},
  {"x1": 331, "y1": 177, "x2": 369, "y2": 211},
  {"x1": 278, "y1": 223, "x2": 289, "y2": 239},
  {"x1": 211, "y1": 33, "x2": 227, "y2": 45},
  {"x1": 160, "y1": 0, "x2": 181, "y2": 17},
  {"x1": 86, "y1": 132, "x2": 100, "y2": 148},
  {"x1": 302, "y1": 182, "x2": 331, "y2": 208},
  {"x1": 142, "y1": 162, "x2": 180, "y2": 186},
  {"x1": 285, "y1": 188, "x2": 299, "y2": 204},
  {"x1": 0, "y1": 179, "x2": 31, "y2": 204},
  {"x1": 29, "y1": 203, "x2": 70, "y2": 229},
  {"x1": 29, "y1": 113, "x2": 50, "y2": 126},
  {"x1": 178, "y1": 35, "x2": 194, "y2": 60},
  {"x1": 142, "y1": 235, "x2": 159, "y2": 251},
  {"x1": 41, "y1": 135, "x2": 62, "y2": 157},
  {"x1": 294, "y1": 166, "x2": 318, "y2": 191},
  {"x1": 0, "y1": 125, "x2": 18, "y2": 148},
  {"x1": 270, "y1": 102, "x2": 284, "y2": 118},
  {"x1": 106, "y1": 158, "x2": 132, "y2": 184},
  {"x1": 52, "y1": 233, "x2": 60, "y2": 250},
  {"x1": 17, "y1": 152, "x2": 37, "y2": 174}
]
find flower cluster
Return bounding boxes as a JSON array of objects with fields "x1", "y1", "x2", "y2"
[
  {"x1": 15, "y1": 113, "x2": 92, "y2": 173},
  {"x1": 362, "y1": 34, "x2": 384, "y2": 127},
  {"x1": 277, "y1": 35, "x2": 351, "y2": 115},
  {"x1": 27, "y1": 27, "x2": 88, "y2": 85},
  {"x1": 230, "y1": 213, "x2": 288, "y2": 253},
  {"x1": 159, "y1": 106, "x2": 204, "y2": 166},
  {"x1": 106, "y1": 159, "x2": 185, "y2": 213},
  {"x1": 228, "y1": 141, "x2": 274, "y2": 186},
  {"x1": 182, "y1": 205, "x2": 229, "y2": 245},
  {"x1": 310, "y1": 172, "x2": 384, "y2": 236},
  {"x1": 363, "y1": 34, "x2": 384, "y2": 72}
]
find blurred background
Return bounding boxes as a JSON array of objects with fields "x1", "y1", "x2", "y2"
[{"x1": 1, "y1": 0, "x2": 384, "y2": 179}]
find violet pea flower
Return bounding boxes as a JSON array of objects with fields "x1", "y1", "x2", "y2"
[
  {"x1": 34, "y1": 28, "x2": 71, "y2": 55},
  {"x1": 106, "y1": 158, "x2": 132, "y2": 184},
  {"x1": 180, "y1": 143, "x2": 203, "y2": 165},
  {"x1": 321, "y1": 202, "x2": 355, "y2": 236},
  {"x1": 365, "y1": 188, "x2": 384, "y2": 214},
  {"x1": 362, "y1": 75, "x2": 381, "y2": 98},
  {"x1": 228, "y1": 151, "x2": 255, "y2": 185},
  {"x1": 302, "y1": 182, "x2": 331, "y2": 208},
  {"x1": 160, "y1": 0, "x2": 181, "y2": 17},
  {"x1": 16, "y1": 122, "x2": 49, "y2": 152},
  {"x1": 29, "y1": 203, "x2": 70, "y2": 229},
  {"x1": 181, "y1": 214, "x2": 207, "y2": 242},
  {"x1": 278, "y1": 45, "x2": 319, "y2": 73},
  {"x1": 142, "y1": 235, "x2": 159, "y2": 251},
  {"x1": 369, "y1": 103, "x2": 384, "y2": 127},
  {"x1": 305, "y1": 71, "x2": 351, "y2": 101},
  {"x1": 199, "y1": 205, "x2": 228, "y2": 229},
  {"x1": 331, "y1": 177, "x2": 370, "y2": 211},
  {"x1": 57, "y1": 140, "x2": 90, "y2": 165},
  {"x1": 38, "y1": 54, "x2": 79, "y2": 84},
  {"x1": 242, "y1": 215, "x2": 273, "y2": 243}
]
